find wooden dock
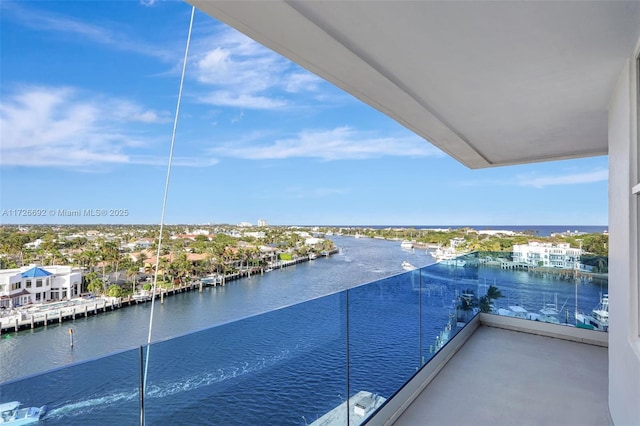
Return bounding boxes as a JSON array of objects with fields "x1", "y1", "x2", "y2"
[{"x1": 0, "y1": 254, "x2": 324, "y2": 334}]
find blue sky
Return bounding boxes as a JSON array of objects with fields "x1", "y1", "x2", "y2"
[{"x1": 0, "y1": 1, "x2": 608, "y2": 226}]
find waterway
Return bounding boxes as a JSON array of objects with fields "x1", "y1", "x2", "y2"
[
  {"x1": 0, "y1": 236, "x2": 607, "y2": 425},
  {"x1": 0, "y1": 236, "x2": 434, "y2": 383}
]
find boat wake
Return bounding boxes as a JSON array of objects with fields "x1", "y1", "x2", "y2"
[
  {"x1": 45, "y1": 391, "x2": 137, "y2": 419},
  {"x1": 42, "y1": 347, "x2": 296, "y2": 421}
]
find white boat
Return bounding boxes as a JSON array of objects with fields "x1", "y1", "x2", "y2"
[
  {"x1": 576, "y1": 294, "x2": 609, "y2": 331},
  {"x1": 440, "y1": 257, "x2": 467, "y2": 267},
  {"x1": 536, "y1": 304, "x2": 561, "y2": 324},
  {"x1": 310, "y1": 391, "x2": 386, "y2": 426},
  {"x1": 0, "y1": 402, "x2": 47, "y2": 425},
  {"x1": 400, "y1": 240, "x2": 413, "y2": 250},
  {"x1": 308, "y1": 253, "x2": 318, "y2": 260},
  {"x1": 497, "y1": 304, "x2": 562, "y2": 325},
  {"x1": 402, "y1": 261, "x2": 417, "y2": 271},
  {"x1": 431, "y1": 246, "x2": 467, "y2": 266},
  {"x1": 497, "y1": 305, "x2": 530, "y2": 319},
  {"x1": 132, "y1": 292, "x2": 151, "y2": 302},
  {"x1": 535, "y1": 294, "x2": 562, "y2": 324}
]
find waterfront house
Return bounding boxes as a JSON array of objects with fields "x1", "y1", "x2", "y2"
[
  {"x1": 187, "y1": 2, "x2": 640, "y2": 424},
  {"x1": 512, "y1": 241, "x2": 583, "y2": 269},
  {"x1": 0, "y1": 265, "x2": 82, "y2": 308}
]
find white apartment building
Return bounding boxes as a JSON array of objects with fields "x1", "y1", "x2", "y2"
[
  {"x1": 0, "y1": 265, "x2": 83, "y2": 308},
  {"x1": 512, "y1": 242, "x2": 583, "y2": 269},
  {"x1": 257, "y1": 219, "x2": 268, "y2": 227}
]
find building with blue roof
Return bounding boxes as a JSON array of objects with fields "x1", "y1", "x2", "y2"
[{"x1": 0, "y1": 265, "x2": 83, "y2": 308}]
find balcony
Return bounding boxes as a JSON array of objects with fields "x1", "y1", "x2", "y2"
[
  {"x1": 392, "y1": 322, "x2": 609, "y2": 426},
  {"x1": 0, "y1": 252, "x2": 608, "y2": 425}
]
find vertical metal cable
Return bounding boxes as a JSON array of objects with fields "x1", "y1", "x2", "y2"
[
  {"x1": 139, "y1": 346, "x2": 145, "y2": 426},
  {"x1": 345, "y1": 289, "x2": 350, "y2": 426},
  {"x1": 418, "y1": 268, "x2": 423, "y2": 367},
  {"x1": 141, "y1": 6, "x2": 195, "y2": 424}
]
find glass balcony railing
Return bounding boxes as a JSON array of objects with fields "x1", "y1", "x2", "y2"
[
  {"x1": 448, "y1": 251, "x2": 609, "y2": 332},
  {"x1": 0, "y1": 252, "x2": 607, "y2": 425}
]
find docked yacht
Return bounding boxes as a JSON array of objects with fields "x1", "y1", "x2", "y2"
[
  {"x1": 0, "y1": 401, "x2": 46, "y2": 425},
  {"x1": 430, "y1": 246, "x2": 467, "y2": 267},
  {"x1": 576, "y1": 294, "x2": 609, "y2": 331},
  {"x1": 440, "y1": 257, "x2": 467, "y2": 267},
  {"x1": 400, "y1": 240, "x2": 413, "y2": 250}
]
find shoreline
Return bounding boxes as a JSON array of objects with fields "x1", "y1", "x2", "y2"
[{"x1": 0, "y1": 252, "x2": 331, "y2": 335}]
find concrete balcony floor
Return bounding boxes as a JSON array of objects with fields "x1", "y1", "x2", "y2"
[{"x1": 393, "y1": 325, "x2": 610, "y2": 426}]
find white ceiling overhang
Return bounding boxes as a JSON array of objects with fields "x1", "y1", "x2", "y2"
[{"x1": 188, "y1": 1, "x2": 640, "y2": 169}]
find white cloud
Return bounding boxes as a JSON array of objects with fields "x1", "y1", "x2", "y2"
[
  {"x1": 208, "y1": 126, "x2": 441, "y2": 160},
  {"x1": 456, "y1": 168, "x2": 608, "y2": 188},
  {"x1": 129, "y1": 155, "x2": 219, "y2": 167},
  {"x1": 518, "y1": 169, "x2": 608, "y2": 188},
  {"x1": 283, "y1": 73, "x2": 323, "y2": 93},
  {"x1": 0, "y1": 85, "x2": 212, "y2": 168},
  {"x1": 3, "y1": 2, "x2": 173, "y2": 61},
  {"x1": 200, "y1": 91, "x2": 287, "y2": 110},
  {"x1": 192, "y1": 28, "x2": 323, "y2": 109}
]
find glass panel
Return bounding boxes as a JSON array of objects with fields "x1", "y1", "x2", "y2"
[
  {"x1": 141, "y1": 291, "x2": 347, "y2": 425},
  {"x1": 420, "y1": 253, "x2": 476, "y2": 365},
  {"x1": 637, "y1": 54, "x2": 640, "y2": 337},
  {"x1": 472, "y1": 251, "x2": 609, "y2": 332},
  {"x1": 0, "y1": 347, "x2": 141, "y2": 425},
  {"x1": 347, "y1": 273, "x2": 420, "y2": 425}
]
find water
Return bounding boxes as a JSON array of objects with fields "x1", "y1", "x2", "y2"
[
  {"x1": 0, "y1": 236, "x2": 607, "y2": 425},
  {"x1": 0, "y1": 236, "x2": 433, "y2": 383}
]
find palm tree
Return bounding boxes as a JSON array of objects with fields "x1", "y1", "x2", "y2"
[
  {"x1": 486, "y1": 285, "x2": 504, "y2": 302},
  {"x1": 596, "y1": 257, "x2": 608, "y2": 273},
  {"x1": 84, "y1": 271, "x2": 103, "y2": 295},
  {"x1": 158, "y1": 257, "x2": 170, "y2": 286},
  {"x1": 479, "y1": 295, "x2": 492, "y2": 313},
  {"x1": 126, "y1": 264, "x2": 139, "y2": 293},
  {"x1": 479, "y1": 285, "x2": 504, "y2": 313},
  {"x1": 172, "y1": 252, "x2": 190, "y2": 285}
]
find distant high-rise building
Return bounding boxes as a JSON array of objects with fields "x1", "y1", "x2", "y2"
[{"x1": 257, "y1": 219, "x2": 268, "y2": 227}]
